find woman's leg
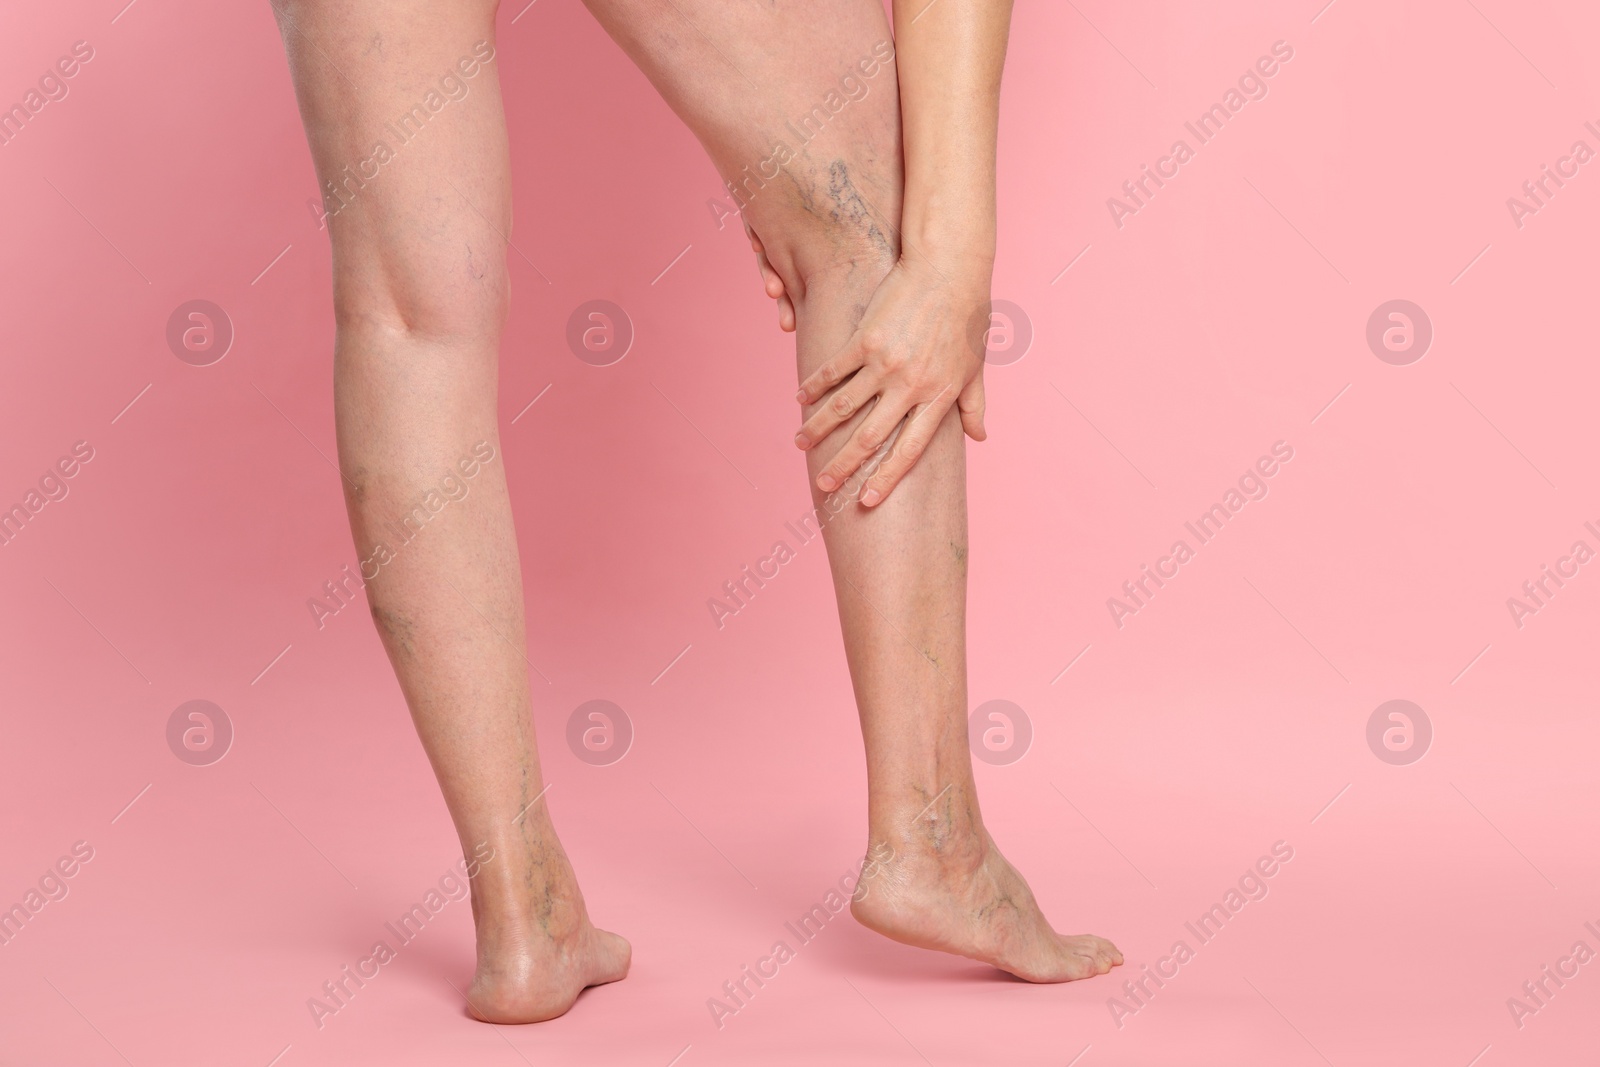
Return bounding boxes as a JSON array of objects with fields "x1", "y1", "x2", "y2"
[
  {"x1": 583, "y1": 0, "x2": 1120, "y2": 980},
  {"x1": 271, "y1": 0, "x2": 627, "y2": 1022}
]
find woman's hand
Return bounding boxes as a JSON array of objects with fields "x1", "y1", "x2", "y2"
[
  {"x1": 792, "y1": 249, "x2": 991, "y2": 506},
  {"x1": 745, "y1": 221, "x2": 796, "y2": 333}
]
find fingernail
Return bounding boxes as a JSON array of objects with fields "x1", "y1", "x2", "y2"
[
  {"x1": 794, "y1": 433, "x2": 809, "y2": 449},
  {"x1": 817, "y1": 474, "x2": 838, "y2": 491},
  {"x1": 794, "y1": 389, "x2": 807, "y2": 403},
  {"x1": 861, "y1": 487, "x2": 881, "y2": 506}
]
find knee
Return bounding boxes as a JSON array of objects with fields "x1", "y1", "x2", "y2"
[
  {"x1": 739, "y1": 155, "x2": 900, "y2": 303},
  {"x1": 331, "y1": 245, "x2": 509, "y2": 347}
]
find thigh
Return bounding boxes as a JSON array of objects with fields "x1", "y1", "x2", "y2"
[
  {"x1": 580, "y1": 0, "x2": 904, "y2": 293},
  {"x1": 272, "y1": 0, "x2": 510, "y2": 341}
]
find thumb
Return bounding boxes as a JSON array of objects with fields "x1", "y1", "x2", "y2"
[{"x1": 958, "y1": 374, "x2": 987, "y2": 441}]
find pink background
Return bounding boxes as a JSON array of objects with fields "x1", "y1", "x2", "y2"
[{"x1": 2, "y1": 1, "x2": 1598, "y2": 1064}]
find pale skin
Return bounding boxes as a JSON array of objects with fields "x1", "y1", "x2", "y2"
[{"x1": 271, "y1": 0, "x2": 1120, "y2": 1024}]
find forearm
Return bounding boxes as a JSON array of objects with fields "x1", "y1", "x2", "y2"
[
  {"x1": 890, "y1": 0, "x2": 1014, "y2": 265},
  {"x1": 792, "y1": 1, "x2": 1010, "y2": 501}
]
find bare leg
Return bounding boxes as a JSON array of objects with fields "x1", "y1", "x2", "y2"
[
  {"x1": 583, "y1": 0, "x2": 1121, "y2": 980},
  {"x1": 271, "y1": 0, "x2": 627, "y2": 1022}
]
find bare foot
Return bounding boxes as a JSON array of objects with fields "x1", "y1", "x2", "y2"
[
  {"x1": 466, "y1": 920, "x2": 631, "y2": 1023},
  {"x1": 851, "y1": 827, "x2": 1122, "y2": 982},
  {"x1": 462, "y1": 841, "x2": 631, "y2": 1023}
]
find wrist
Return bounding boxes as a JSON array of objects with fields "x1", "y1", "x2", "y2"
[
  {"x1": 900, "y1": 223, "x2": 996, "y2": 277},
  {"x1": 900, "y1": 198, "x2": 996, "y2": 273}
]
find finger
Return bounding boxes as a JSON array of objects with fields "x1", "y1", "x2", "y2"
[
  {"x1": 754, "y1": 249, "x2": 785, "y2": 300},
  {"x1": 796, "y1": 334, "x2": 870, "y2": 405},
  {"x1": 859, "y1": 387, "x2": 955, "y2": 506},
  {"x1": 778, "y1": 292, "x2": 796, "y2": 332},
  {"x1": 795, "y1": 370, "x2": 880, "y2": 451},
  {"x1": 957, "y1": 374, "x2": 987, "y2": 441},
  {"x1": 815, "y1": 398, "x2": 907, "y2": 494},
  {"x1": 744, "y1": 222, "x2": 787, "y2": 301}
]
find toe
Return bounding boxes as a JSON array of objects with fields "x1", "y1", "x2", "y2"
[
  {"x1": 1061, "y1": 956, "x2": 1096, "y2": 980},
  {"x1": 592, "y1": 928, "x2": 632, "y2": 984}
]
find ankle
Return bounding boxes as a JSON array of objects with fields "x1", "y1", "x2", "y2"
[
  {"x1": 473, "y1": 892, "x2": 587, "y2": 952},
  {"x1": 870, "y1": 778, "x2": 985, "y2": 857},
  {"x1": 869, "y1": 807, "x2": 988, "y2": 879},
  {"x1": 468, "y1": 858, "x2": 586, "y2": 943}
]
